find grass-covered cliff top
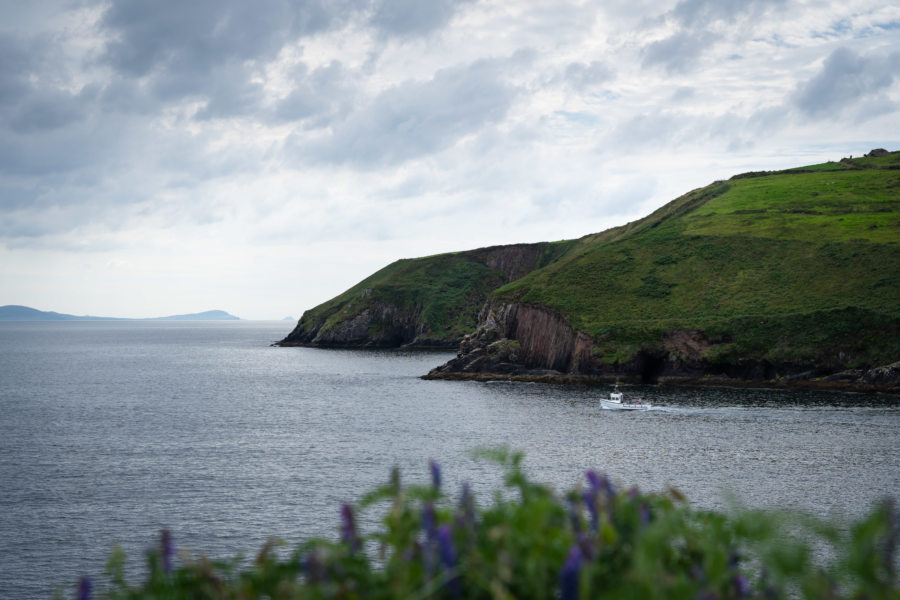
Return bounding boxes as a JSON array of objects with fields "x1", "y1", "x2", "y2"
[
  {"x1": 283, "y1": 151, "x2": 899, "y2": 369},
  {"x1": 281, "y1": 241, "x2": 575, "y2": 346},
  {"x1": 494, "y1": 151, "x2": 900, "y2": 366}
]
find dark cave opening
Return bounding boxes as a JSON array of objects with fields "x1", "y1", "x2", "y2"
[{"x1": 638, "y1": 351, "x2": 667, "y2": 384}]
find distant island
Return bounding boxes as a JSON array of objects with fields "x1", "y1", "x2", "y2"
[
  {"x1": 0, "y1": 306, "x2": 241, "y2": 321},
  {"x1": 277, "y1": 150, "x2": 900, "y2": 393}
]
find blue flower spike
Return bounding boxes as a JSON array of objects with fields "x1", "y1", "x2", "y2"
[
  {"x1": 341, "y1": 504, "x2": 361, "y2": 553},
  {"x1": 76, "y1": 576, "x2": 92, "y2": 600},
  {"x1": 160, "y1": 529, "x2": 174, "y2": 575},
  {"x1": 430, "y1": 460, "x2": 442, "y2": 491},
  {"x1": 559, "y1": 545, "x2": 583, "y2": 600}
]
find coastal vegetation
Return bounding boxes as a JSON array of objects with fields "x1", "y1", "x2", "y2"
[
  {"x1": 281, "y1": 151, "x2": 900, "y2": 389},
  {"x1": 493, "y1": 153, "x2": 900, "y2": 369},
  {"x1": 69, "y1": 452, "x2": 897, "y2": 599}
]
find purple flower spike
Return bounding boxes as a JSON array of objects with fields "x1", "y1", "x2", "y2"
[
  {"x1": 437, "y1": 525, "x2": 461, "y2": 596},
  {"x1": 423, "y1": 501, "x2": 437, "y2": 541},
  {"x1": 160, "y1": 529, "x2": 174, "y2": 574},
  {"x1": 77, "y1": 576, "x2": 92, "y2": 600},
  {"x1": 436, "y1": 525, "x2": 457, "y2": 568},
  {"x1": 559, "y1": 545, "x2": 583, "y2": 600},
  {"x1": 586, "y1": 470, "x2": 615, "y2": 498},
  {"x1": 733, "y1": 574, "x2": 751, "y2": 598},
  {"x1": 341, "y1": 504, "x2": 360, "y2": 552},
  {"x1": 430, "y1": 460, "x2": 442, "y2": 491},
  {"x1": 582, "y1": 489, "x2": 599, "y2": 532}
]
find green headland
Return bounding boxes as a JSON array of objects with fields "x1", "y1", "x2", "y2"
[{"x1": 280, "y1": 150, "x2": 900, "y2": 391}]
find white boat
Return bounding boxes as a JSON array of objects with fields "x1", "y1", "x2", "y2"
[{"x1": 600, "y1": 385, "x2": 651, "y2": 411}]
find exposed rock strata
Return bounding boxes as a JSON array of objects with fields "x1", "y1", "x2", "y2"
[
  {"x1": 276, "y1": 243, "x2": 559, "y2": 348},
  {"x1": 424, "y1": 301, "x2": 900, "y2": 393}
]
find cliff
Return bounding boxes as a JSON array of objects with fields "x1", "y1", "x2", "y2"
[
  {"x1": 277, "y1": 242, "x2": 574, "y2": 348},
  {"x1": 281, "y1": 150, "x2": 900, "y2": 391},
  {"x1": 425, "y1": 151, "x2": 900, "y2": 392}
]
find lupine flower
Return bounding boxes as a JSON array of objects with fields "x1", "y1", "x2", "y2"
[
  {"x1": 423, "y1": 501, "x2": 437, "y2": 541},
  {"x1": 733, "y1": 574, "x2": 751, "y2": 598},
  {"x1": 559, "y1": 545, "x2": 583, "y2": 600},
  {"x1": 436, "y1": 524, "x2": 457, "y2": 569},
  {"x1": 436, "y1": 525, "x2": 461, "y2": 597},
  {"x1": 582, "y1": 489, "x2": 599, "y2": 533},
  {"x1": 341, "y1": 504, "x2": 360, "y2": 553},
  {"x1": 430, "y1": 460, "x2": 442, "y2": 491},
  {"x1": 76, "y1": 576, "x2": 92, "y2": 600},
  {"x1": 585, "y1": 470, "x2": 614, "y2": 498},
  {"x1": 160, "y1": 529, "x2": 174, "y2": 574}
]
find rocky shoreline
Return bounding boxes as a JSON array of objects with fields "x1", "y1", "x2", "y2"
[
  {"x1": 422, "y1": 368, "x2": 900, "y2": 395},
  {"x1": 422, "y1": 302, "x2": 900, "y2": 394}
]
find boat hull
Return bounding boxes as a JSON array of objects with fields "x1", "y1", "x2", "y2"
[{"x1": 600, "y1": 398, "x2": 650, "y2": 411}]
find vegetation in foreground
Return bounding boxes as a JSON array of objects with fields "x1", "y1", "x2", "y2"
[{"x1": 68, "y1": 450, "x2": 897, "y2": 599}]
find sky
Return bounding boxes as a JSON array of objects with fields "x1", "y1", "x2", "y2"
[{"x1": 1, "y1": 1, "x2": 899, "y2": 320}]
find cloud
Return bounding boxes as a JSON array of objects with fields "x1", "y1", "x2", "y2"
[
  {"x1": 641, "y1": 0, "x2": 787, "y2": 72},
  {"x1": 793, "y1": 47, "x2": 900, "y2": 118},
  {"x1": 369, "y1": 0, "x2": 474, "y2": 38},
  {"x1": 293, "y1": 58, "x2": 518, "y2": 167},
  {"x1": 642, "y1": 30, "x2": 719, "y2": 73},
  {"x1": 668, "y1": 0, "x2": 786, "y2": 28},
  {"x1": 99, "y1": 0, "x2": 343, "y2": 78},
  {"x1": 273, "y1": 61, "x2": 356, "y2": 125},
  {"x1": 563, "y1": 61, "x2": 615, "y2": 90}
]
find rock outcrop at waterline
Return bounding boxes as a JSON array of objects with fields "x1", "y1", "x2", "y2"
[{"x1": 424, "y1": 300, "x2": 900, "y2": 393}]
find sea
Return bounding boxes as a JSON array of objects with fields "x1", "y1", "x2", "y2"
[{"x1": 1, "y1": 320, "x2": 898, "y2": 599}]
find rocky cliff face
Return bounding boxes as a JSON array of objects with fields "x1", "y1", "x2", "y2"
[
  {"x1": 277, "y1": 242, "x2": 568, "y2": 348},
  {"x1": 425, "y1": 300, "x2": 900, "y2": 392}
]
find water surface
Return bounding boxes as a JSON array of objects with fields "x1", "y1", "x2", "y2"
[{"x1": 1, "y1": 321, "x2": 897, "y2": 598}]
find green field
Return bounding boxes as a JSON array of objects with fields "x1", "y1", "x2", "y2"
[
  {"x1": 284, "y1": 152, "x2": 900, "y2": 371},
  {"x1": 494, "y1": 152, "x2": 900, "y2": 367}
]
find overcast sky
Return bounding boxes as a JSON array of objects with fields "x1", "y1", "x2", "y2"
[{"x1": 1, "y1": 0, "x2": 898, "y2": 320}]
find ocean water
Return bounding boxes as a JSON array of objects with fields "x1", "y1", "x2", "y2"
[{"x1": 1, "y1": 321, "x2": 898, "y2": 599}]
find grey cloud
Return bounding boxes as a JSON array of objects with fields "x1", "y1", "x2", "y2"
[
  {"x1": 669, "y1": 0, "x2": 785, "y2": 28},
  {"x1": 369, "y1": 0, "x2": 474, "y2": 38},
  {"x1": 641, "y1": 0, "x2": 786, "y2": 73},
  {"x1": 9, "y1": 85, "x2": 98, "y2": 134},
  {"x1": 294, "y1": 59, "x2": 517, "y2": 167},
  {"x1": 564, "y1": 61, "x2": 615, "y2": 90},
  {"x1": 0, "y1": 34, "x2": 37, "y2": 106},
  {"x1": 642, "y1": 30, "x2": 718, "y2": 73},
  {"x1": 793, "y1": 47, "x2": 900, "y2": 117},
  {"x1": 96, "y1": 0, "x2": 359, "y2": 119},
  {"x1": 0, "y1": 32, "x2": 94, "y2": 133},
  {"x1": 274, "y1": 61, "x2": 356, "y2": 125},
  {"x1": 99, "y1": 0, "x2": 346, "y2": 78}
]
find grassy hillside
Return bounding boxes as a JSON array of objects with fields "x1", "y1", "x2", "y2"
[
  {"x1": 281, "y1": 241, "x2": 575, "y2": 346},
  {"x1": 494, "y1": 152, "x2": 900, "y2": 368}
]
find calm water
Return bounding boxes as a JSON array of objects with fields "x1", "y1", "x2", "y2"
[{"x1": 1, "y1": 321, "x2": 898, "y2": 599}]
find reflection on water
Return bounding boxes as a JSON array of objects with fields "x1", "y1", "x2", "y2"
[{"x1": 0, "y1": 322, "x2": 897, "y2": 599}]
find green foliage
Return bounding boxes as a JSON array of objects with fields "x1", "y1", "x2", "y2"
[
  {"x1": 493, "y1": 154, "x2": 900, "y2": 368},
  {"x1": 75, "y1": 452, "x2": 898, "y2": 600}
]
